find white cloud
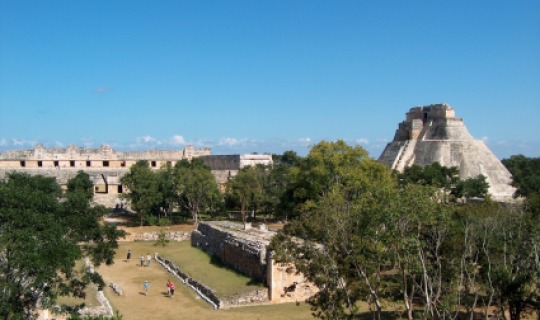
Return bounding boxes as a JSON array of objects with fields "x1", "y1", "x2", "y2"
[
  {"x1": 54, "y1": 141, "x2": 64, "y2": 147},
  {"x1": 219, "y1": 137, "x2": 245, "y2": 147},
  {"x1": 355, "y1": 138, "x2": 369, "y2": 145},
  {"x1": 480, "y1": 136, "x2": 489, "y2": 142},
  {"x1": 0, "y1": 138, "x2": 8, "y2": 147},
  {"x1": 169, "y1": 135, "x2": 186, "y2": 146},
  {"x1": 136, "y1": 135, "x2": 160, "y2": 144},
  {"x1": 10, "y1": 139, "x2": 36, "y2": 147}
]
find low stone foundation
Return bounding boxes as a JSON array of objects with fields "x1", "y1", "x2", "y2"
[{"x1": 120, "y1": 231, "x2": 191, "y2": 242}]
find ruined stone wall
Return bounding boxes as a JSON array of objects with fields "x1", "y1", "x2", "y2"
[
  {"x1": 191, "y1": 222, "x2": 268, "y2": 282},
  {"x1": 0, "y1": 144, "x2": 212, "y2": 207},
  {"x1": 267, "y1": 257, "x2": 318, "y2": 304},
  {"x1": 191, "y1": 221, "x2": 317, "y2": 304}
]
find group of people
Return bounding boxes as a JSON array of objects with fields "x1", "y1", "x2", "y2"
[
  {"x1": 125, "y1": 249, "x2": 152, "y2": 267},
  {"x1": 126, "y1": 249, "x2": 176, "y2": 298}
]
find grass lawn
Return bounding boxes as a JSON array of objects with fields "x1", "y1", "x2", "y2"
[
  {"x1": 96, "y1": 241, "x2": 314, "y2": 320},
  {"x1": 122, "y1": 240, "x2": 265, "y2": 297},
  {"x1": 159, "y1": 241, "x2": 266, "y2": 297}
]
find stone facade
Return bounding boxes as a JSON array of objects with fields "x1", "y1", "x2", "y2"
[
  {"x1": 378, "y1": 104, "x2": 516, "y2": 201},
  {"x1": 0, "y1": 144, "x2": 273, "y2": 206},
  {"x1": 191, "y1": 221, "x2": 317, "y2": 304},
  {"x1": 200, "y1": 154, "x2": 273, "y2": 189}
]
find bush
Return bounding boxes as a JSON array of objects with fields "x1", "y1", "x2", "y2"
[{"x1": 158, "y1": 218, "x2": 171, "y2": 226}]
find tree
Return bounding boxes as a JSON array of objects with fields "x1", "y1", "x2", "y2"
[
  {"x1": 271, "y1": 141, "x2": 397, "y2": 320},
  {"x1": 120, "y1": 160, "x2": 164, "y2": 225},
  {"x1": 452, "y1": 174, "x2": 490, "y2": 200},
  {"x1": 173, "y1": 158, "x2": 221, "y2": 225},
  {"x1": 227, "y1": 166, "x2": 263, "y2": 227},
  {"x1": 502, "y1": 155, "x2": 540, "y2": 198},
  {"x1": 0, "y1": 172, "x2": 124, "y2": 319},
  {"x1": 266, "y1": 151, "x2": 301, "y2": 221}
]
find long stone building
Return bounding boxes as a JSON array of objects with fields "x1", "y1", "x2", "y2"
[
  {"x1": 0, "y1": 144, "x2": 272, "y2": 207},
  {"x1": 378, "y1": 103, "x2": 516, "y2": 201}
]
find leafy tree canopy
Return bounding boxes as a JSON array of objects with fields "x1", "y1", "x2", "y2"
[{"x1": 0, "y1": 172, "x2": 124, "y2": 319}]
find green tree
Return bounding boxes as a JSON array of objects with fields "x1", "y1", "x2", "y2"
[
  {"x1": 452, "y1": 174, "x2": 490, "y2": 200},
  {"x1": 0, "y1": 172, "x2": 124, "y2": 319},
  {"x1": 120, "y1": 160, "x2": 163, "y2": 225},
  {"x1": 173, "y1": 158, "x2": 221, "y2": 225},
  {"x1": 66, "y1": 170, "x2": 94, "y2": 201},
  {"x1": 266, "y1": 151, "x2": 301, "y2": 221},
  {"x1": 502, "y1": 155, "x2": 540, "y2": 198},
  {"x1": 272, "y1": 141, "x2": 397, "y2": 320},
  {"x1": 227, "y1": 166, "x2": 263, "y2": 227}
]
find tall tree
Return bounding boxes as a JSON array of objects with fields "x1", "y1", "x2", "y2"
[
  {"x1": 227, "y1": 166, "x2": 263, "y2": 227},
  {"x1": 0, "y1": 172, "x2": 124, "y2": 319},
  {"x1": 173, "y1": 158, "x2": 220, "y2": 225},
  {"x1": 120, "y1": 160, "x2": 163, "y2": 224},
  {"x1": 272, "y1": 141, "x2": 397, "y2": 320}
]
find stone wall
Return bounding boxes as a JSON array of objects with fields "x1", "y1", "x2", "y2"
[
  {"x1": 120, "y1": 231, "x2": 191, "y2": 242},
  {"x1": 191, "y1": 222, "x2": 269, "y2": 282},
  {"x1": 191, "y1": 221, "x2": 318, "y2": 304}
]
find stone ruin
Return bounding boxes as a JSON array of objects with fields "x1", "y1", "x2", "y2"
[
  {"x1": 379, "y1": 104, "x2": 516, "y2": 201},
  {"x1": 191, "y1": 221, "x2": 317, "y2": 305},
  {"x1": 0, "y1": 144, "x2": 273, "y2": 207}
]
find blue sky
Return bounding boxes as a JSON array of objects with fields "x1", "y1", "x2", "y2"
[{"x1": 1, "y1": 1, "x2": 539, "y2": 159}]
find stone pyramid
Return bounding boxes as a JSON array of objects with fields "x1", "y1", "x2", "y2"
[{"x1": 378, "y1": 103, "x2": 516, "y2": 201}]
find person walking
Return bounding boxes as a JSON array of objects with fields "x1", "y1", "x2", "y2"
[
  {"x1": 166, "y1": 279, "x2": 175, "y2": 298},
  {"x1": 140, "y1": 255, "x2": 144, "y2": 267},
  {"x1": 146, "y1": 253, "x2": 151, "y2": 267},
  {"x1": 143, "y1": 280, "x2": 149, "y2": 296},
  {"x1": 126, "y1": 249, "x2": 131, "y2": 262}
]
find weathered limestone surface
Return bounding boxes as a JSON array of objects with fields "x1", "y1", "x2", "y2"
[
  {"x1": 191, "y1": 221, "x2": 271, "y2": 282},
  {"x1": 379, "y1": 104, "x2": 516, "y2": 201},
  {"x1": 0, "y1": 144, "x2": 273, "y2": 206},
  {"x1": 191, "y1": 221, "x2": 317, "y2": 304}
]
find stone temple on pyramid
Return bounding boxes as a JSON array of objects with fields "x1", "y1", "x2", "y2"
[{"x1": 378, "y1": 103, "x2": 516, "y2": 201}]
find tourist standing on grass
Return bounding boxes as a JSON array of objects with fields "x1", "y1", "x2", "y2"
[
  {"x1": 166, "y1": 279, "x2": 175, "y2": 298},
  {"x1": 146, "y1": 253, "x2": 151, "y2": 267},
  {"x1": 126, "y1": 249, "x2": 131, "y2": 262},
  {"x1": 140, "y1": 255, "x2": 144, "y2": 267},
  {"x1": 144, "y1": 280, "x2": 149, "y2": 295}
]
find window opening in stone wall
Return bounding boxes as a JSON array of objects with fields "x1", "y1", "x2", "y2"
[
  {"x1": 86, "y1": 161, "x2": 91, "y2": 167},
  {"x1": 103, "y1": 161, "x2": 109, "y2": 167},
  {"x1": 118, "y1": 185, "x2": 123, "y2": 193},
  {"x1": 423, "y1": 112, "x2": 428, "y2": 120},
  {"x1": 20, "y1": 161, "x2": 26, "y2": 167},
  {"x1": 151, "y1": 161, "x2": 157, "y2": 167},
  {"x1": 70, "y1": 161, "x2": 75, "y2": 167},
  {"x1": 54, "y1": 161, "x2": 59, "y2": 167},
  {"x1": 121, "y1": 161, "x2": 126, "y2": 167},
  {"x1": 38, "y1": 161, "x2": 43, "y2": 167}
]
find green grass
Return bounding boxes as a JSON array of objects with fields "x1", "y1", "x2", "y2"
[{"x1": 126, "y1": 241, "x2": 265, "y2": 298}]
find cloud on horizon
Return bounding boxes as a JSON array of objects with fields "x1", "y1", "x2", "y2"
[{"x1": 1, "y1": 135, "x2": 538, "y2": 159}]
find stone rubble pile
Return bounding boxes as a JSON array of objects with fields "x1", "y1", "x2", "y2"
[
  {"x1": 129, "y1": 231, "x2": 191, "y2": 242},
  {"x1": 109, "y1": 283, "x2": 123, "y2": 296}
]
